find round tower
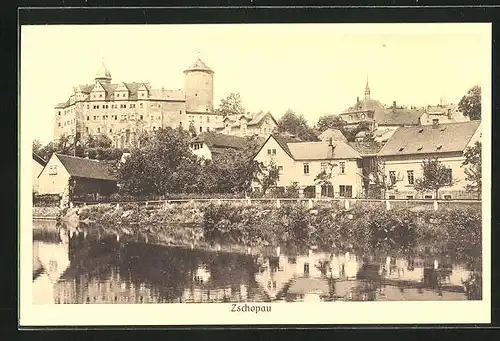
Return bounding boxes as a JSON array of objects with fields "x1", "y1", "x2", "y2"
[
  {"x1": 184, "y1": 58, "x2": 214, "y2": 113},
  {"x1": 95, "y1": 60, "x2": 112, "y2": 84}
]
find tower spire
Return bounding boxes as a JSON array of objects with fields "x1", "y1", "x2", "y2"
[{"x1": 364, "y1": 74, "x2": 371, "y2": 100}]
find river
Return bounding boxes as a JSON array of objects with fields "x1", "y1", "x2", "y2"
[{"x1": 32, "y1": 219, "x2": 475, "y2": 304}]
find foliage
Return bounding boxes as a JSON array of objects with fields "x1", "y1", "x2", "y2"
[
  {"x1": 316, "y1": 114, "x2": 346, "y2": 132},
  {"x1": 188, "y1": 121, "x2": 197, "y2": 137},
  {"x1": 277, "y1": 109, "x2": 319, "y2": 141},
  {"x1": 254, "y1": 159, "x2": 280, "y2": 194},
  {"x1": 458, "y1": 85, "x2": 481, "y2": 120},
  {"x1": 462, "y1": 141, "x2": 482, "y2": 198},
  {"x1": 341, "y1": 121, "x2": 372, "y2": 142},
  {"x1": 217, "y1": 92, "x2": 246, "y2": 116},
  {"x1": 414, "y1": 157, "x2": 455, "y2": 198},
  {"x1": 365, "y1": 156, "x2": 394, "y2": 199},
  {"x1": 117, "y1": 127, "x2": 205, "y2": 196},
  {"x1": 33, "y1": 194, "x2": 61, "y2": 207}
]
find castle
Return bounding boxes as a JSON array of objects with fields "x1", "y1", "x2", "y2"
[{"x1": 53, "y1": 58, "x2": 223, "y2": 148}]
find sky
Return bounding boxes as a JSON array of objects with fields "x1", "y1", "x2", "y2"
[{"x1": 21, "y1": 23, "x2": 490, "y2": 144}]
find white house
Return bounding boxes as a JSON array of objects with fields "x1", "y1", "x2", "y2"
[
  {"x1": 37, "y1": 153, "x2": 118, "y2": 200},
  {"x1": 377, "y1": 121, "x2": 481, "y2": 200},
  {"x1": 253, "y1": 134, "x2": 364, "y2": 198},
  {"x1": 189, "y1": 132, "x2": 259, "y2": 160},
  {"x1": 33, "y1": 153, "x2": 47, "y2": 194}
]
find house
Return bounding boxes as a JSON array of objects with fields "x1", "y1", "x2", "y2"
[
  {"x1": 377, "y1": 121, "x2": 481, "y2": 200},
  {"x1": 37, "y1": 153, "x2": 118, "y2": 201},
  {"x1": 318, "y1": 128, "x2": 347, "y2": 143},
  {"x1": 253, "y1": 134, "x2": 364, "y2": 198},
  {"x1": 189, "y1": 132, "x2": 262, "y2": 160},
  {"x1": 33, "y1": 152, "x2": 47, "y2": 194},
  {"x1": 215, "y1": 111, "x2": 278, "y2": 137},
  {"x1": 419, "y1": 104, "x2": 470, "y2": 126}
]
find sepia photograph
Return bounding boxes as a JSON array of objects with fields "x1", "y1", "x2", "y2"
[{"x1": 20, "y1": 22, "x2": 491, "y2": 325}]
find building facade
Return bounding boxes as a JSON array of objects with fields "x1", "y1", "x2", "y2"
[
  {"x1": 216, "y1": 112, "x2": 278, "y2": 137},
  {"x1": 253, "y1": 135, "x2": 364, "y2": 198},
  {"x1": 53, "y1": 58, "x2": 221, "y2": 148},
  {"x1": 377, "y1": 121, "x2": 481, "y2": 200}
]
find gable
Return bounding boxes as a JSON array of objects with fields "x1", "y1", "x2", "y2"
[{"x1": 39, "y1": 154, "x2": 70, "y2": 178}]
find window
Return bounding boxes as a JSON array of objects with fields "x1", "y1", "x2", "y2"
[
  {"x1": 303, "y1": 163, "x2": 310, "y2": 174},
  {"x1": 199, "y1": 126, "x2": 202, "y2": 132},
  {"x1": 140, "y1": 103, "x2": 143, "y2": 108},
  {"x1": 339, "y1": 161, "x2": 345, "y2": 174},
  {"x1": 85, "y1": 127, "x2": 89, "y2": 133},
  {"x1": 179, "y1": 110, "x2": 182, "y2": 115},
  {"x1": 130, "y1": 104, "x2": 135, "y2": 108},
  {"x1": 109, "y1": 128, "x2": 112, "y2": 133},
  {"x1": 96, "y1": 105, "x2": 99, "y2": 109},
  {"x1": 93, "y1": 116, "x2": 96, "y2": 120},
  {"x1": 349, "y1": 115, "x2": 353, "y2": 121},
  {"x1": 206, "y1": 127, "x2": 210, "y2": 132},
  {"x1": 99, "y1": 94, "x2": 102, "y2": 98},
  {"x1": 48, "y1": 165, "x2": 57, "y2": 175},
  {"x1": 58, "y1": 123, "x2": 61, "y2": 127},
  {"x1": 361, "y1": 114, "x2": 366, "y2": 119},
  {"x1": 267, "y1": 149, "x2": 272, "y2": 155},
  {"x1": 140, "y1": 115, "x2": 143, "y2": 120},
  {"x1": 407, "y1": 170, "x2": 414, "y2": 185},
  {"x1": 406, "y1": 195, "x2": 414, "y2": 200},
  {"x1": 114, "y1": 115, "x2": 117, "y2": 120},
  {"x1": 389, "y1": 171, "x2": 396, "y2": 185},
  {"x1": 86, "y1": 116, "x2": 89, "y2": 121},
  {"x1": 320, "y1": 162, "x2": 329, "y2": 172},
  {"x1": 433, "y1": 118, "x2": 439, "y2": 125},
  {"x1": 97, "y1": 128, "x2": 100, "y2": 133},
  {"x1": 272, "y1": 149, "x2": 276, "y2": 155},
  {"x1": 278, "y1": 165, "x2": 283, "y2": 173},
  {"x1": 444, "y1": 168, "x2": 452, "y2": 185},
  {"x1": 207, "y1": 117, "x2": 210, "y2": 123},
  {"x1": 339, "y1": 185, "x2": 353, "y2": 198},
  {"x1": 388, "y1": 195, "x2": 396, "y2": 200},
  {"x1": 444, "y1": 194, "x2": 452, "y2": 200},
  {"x1": 424, "y1": 195, "x2": 433, "y2": 199},
  {"x1": 87, "y1": 105, "x2": 89, "y2": 109},
  {"x1": 304, "y1": 263, "x2": 310, "y2": 275}
]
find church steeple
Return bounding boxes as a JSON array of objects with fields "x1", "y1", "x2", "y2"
[{"x1": 364, "y1": 74, "x2": 370, "y2": 100}]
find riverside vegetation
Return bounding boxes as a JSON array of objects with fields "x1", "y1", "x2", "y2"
[{"x1": 66, "y1": 201, "x2": 482, "y2": 299}]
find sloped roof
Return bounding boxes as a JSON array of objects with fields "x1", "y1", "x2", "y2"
[
  {"x1": 271, "y1": 134, "x2": 302, "y2": 158},
  {"x1": 287, "y1": 141, "x2": 361, "y2": 161},
  {"x1": 33, "y1": 152, "x2": 47, "y2": 166},
  {"x1": 344, "y1": 98, "x2": 386, "y2": 112},
  {"x1": 95, "y1": 61, "x2": 111, "y2": 79},
  {"x1": 376, "y1": 108, "x2": 424, "y2": 126},
  {"x1": 318, "y1": 128, "x2": 347, "y2": 142},
  {"x1": 348, "y1": 141, "x2": 384, "y2": 156},
  {"x1": 377, "y1": 121, "x2": 481, "y2": 157},
  {"x1": 55, "y1": 154, "x2": 117, "y2": 181},
  {"x1": 190, "y1": 132, "x2": 248, "y2": 149},
  {"x1": 149, "y1": 88, "x2": 185, "y2": 101},
  {"x1": 184, "y1": 58, "x2": 213, "y2": 73}
]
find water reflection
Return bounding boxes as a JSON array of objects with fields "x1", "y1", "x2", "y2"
[{"x1": 32, "y1": 220, "x2": 473, "y2": 304}]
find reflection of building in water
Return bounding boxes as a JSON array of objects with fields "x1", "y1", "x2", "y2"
[
  {"x1": 254, "y1": 251, "x2": 360, "y2": 300},
  {"x1": 32, "y1": 240, "x2": 71, "y2": 304}
]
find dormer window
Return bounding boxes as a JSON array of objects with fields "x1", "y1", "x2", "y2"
[
  {"x1": 436, "y1": 144, "x2": 442, "y2": 150},
  {"x1": 399, "y1": 147, "x2": 404, "y2": 152},
  {"x1": 418, "y1": 128, "x2": 424, "y2": 133},
  {"x1": 417, "y1": 146, "x2": 423, "y2": 151}
]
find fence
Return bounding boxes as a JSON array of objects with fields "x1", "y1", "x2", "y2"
[{"x1": 71, "y1": 197, "x2": 481, "y2": 211}]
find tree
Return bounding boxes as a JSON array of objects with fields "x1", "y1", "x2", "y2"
[
  {"x1": 117, "y1": 127, "x2": 204, "y2": 196},
  {"x1": 33, "y1": 140, "x2": 42, "y2": 155},
  {"x1": 365, "y1": 156, "x2": 394, "y2": 199},
  {"x1": 277, "y1": 109, "x2": 318, "y2": 141},
  {"x1": 462, "y1": 141, "x2": 482, "y2": 198},
  {"x1": 217, "y1": 92, "x2": 246, "y2": 117},
  {"x1": 342, "y1": 121, "x2": 372, "y2": 142},
  {"x1": 314, "y1": 162, "x2": 337, "y2": 197},
  {"x1": 458, "y1": 85, "x2": 481, "y2": 120},
  {"x1": 316, "y1": 114, "x2": 346, "y2": 132},
  {"x1": 188, "y1": 122, "x2": 197, "y2": 137},
  {"x1": 255, "y1": 160, "x2": 280, "y2": 195},
  {"x1": 414, "y1": 157, "x2": 455, "y2": 199}
]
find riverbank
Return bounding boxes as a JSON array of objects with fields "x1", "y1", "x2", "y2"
[{"x1": 72, "y1": 201, "x2": 482, "y2": 267}]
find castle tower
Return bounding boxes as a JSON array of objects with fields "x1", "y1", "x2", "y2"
[
  {"x1": 95, "y1": 59, "x2": 112, "y2": 84},
  {"x1": 364, "y1": 75, "x2": 371, "y2": 100},
  {"x1": 184, "y1": 57, "x2": 214, "y2": 113}
]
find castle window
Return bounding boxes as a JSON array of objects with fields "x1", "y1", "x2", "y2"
[
  {"x1": 207, "y1": 117, "x2": 210, "y2": 123},
  {"x1": 58, "y1": 111, "x2": 61, "y2": 115},
  {"x1": 58, "y1": 123, "x2": 61, "y2": 127},
  {"x1": 93, "y1": 116, "x2": 96, "y2": 120},
  {"x1": 86, "y1": 127, "x2": 89, "y2": 133},
  {"x1": 179, "y1": 110, "x2": 182, "y2": 115},
  {"x1": 96, "y1": 105, "x2": 100, "y2": 109},
  {"x1": 99, "y1": 94, "x2": 103, "y2": 98},
  {"x1": 140, "y1": 115, "x2": 143, "y2": 120},
  {"x1": 130, "y1": 104, "x2": 135, "y2": 108},
  {"x1": 87, "y1": 105, "x2": 89, "y2": 109},
  {"x1": 97, "y1": 128, "x2": 101, "y2": 133},
  {"x1": 140, "y1": 103, "x2": 143, "y2": 108},
  {"x1": 199, "y1": 127, "x2": 203, "y2": 132},
  {"x1": 87, "y1": 116, "x2": 89, "y2": 121},
  {"x1": 110, "y1": 128, "x2": 112, "y2": 133}
]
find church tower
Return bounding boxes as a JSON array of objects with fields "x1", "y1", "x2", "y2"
[
  {"x1": 184, "y1": 57, "x2": 214, "y2": 113},
  {"x1": 95, "y1": 59, "x2": 112, "y2": 84},
  {"x1": 364, "y1": 75, "x2": 371, "y2": 100}
]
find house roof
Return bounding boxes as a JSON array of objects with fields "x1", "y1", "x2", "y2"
[
  {"x1": 318, "y1": 128, "x2": 347, "y2": 142},
  {"x1": 376, "y1": 108, "x2": 424, "y2": 126},
  {"x1": 33, "y1": 152, "x2": 47, "y2": 166},
  {"x1": 222, "y1": 112, "x2": 277, "y2": 128},
  {"x1": 287, "y1": 141, "x2": 361, "y2": 160},
  {"x1": 348, "y1": 141, "x2": 384, "y2": 156},
  {"x1": 377, "y1": 121, "x2": 481, "y2": 157},
  {"x1": 344, "y1": 98, "x2": 386, "y2": 112},
  {"x1": 190, "y1": 132, "x2": 249, "y2": 150},
  {"x1": 55, "y1": 154, "x2": 118, "y2": 181}
]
